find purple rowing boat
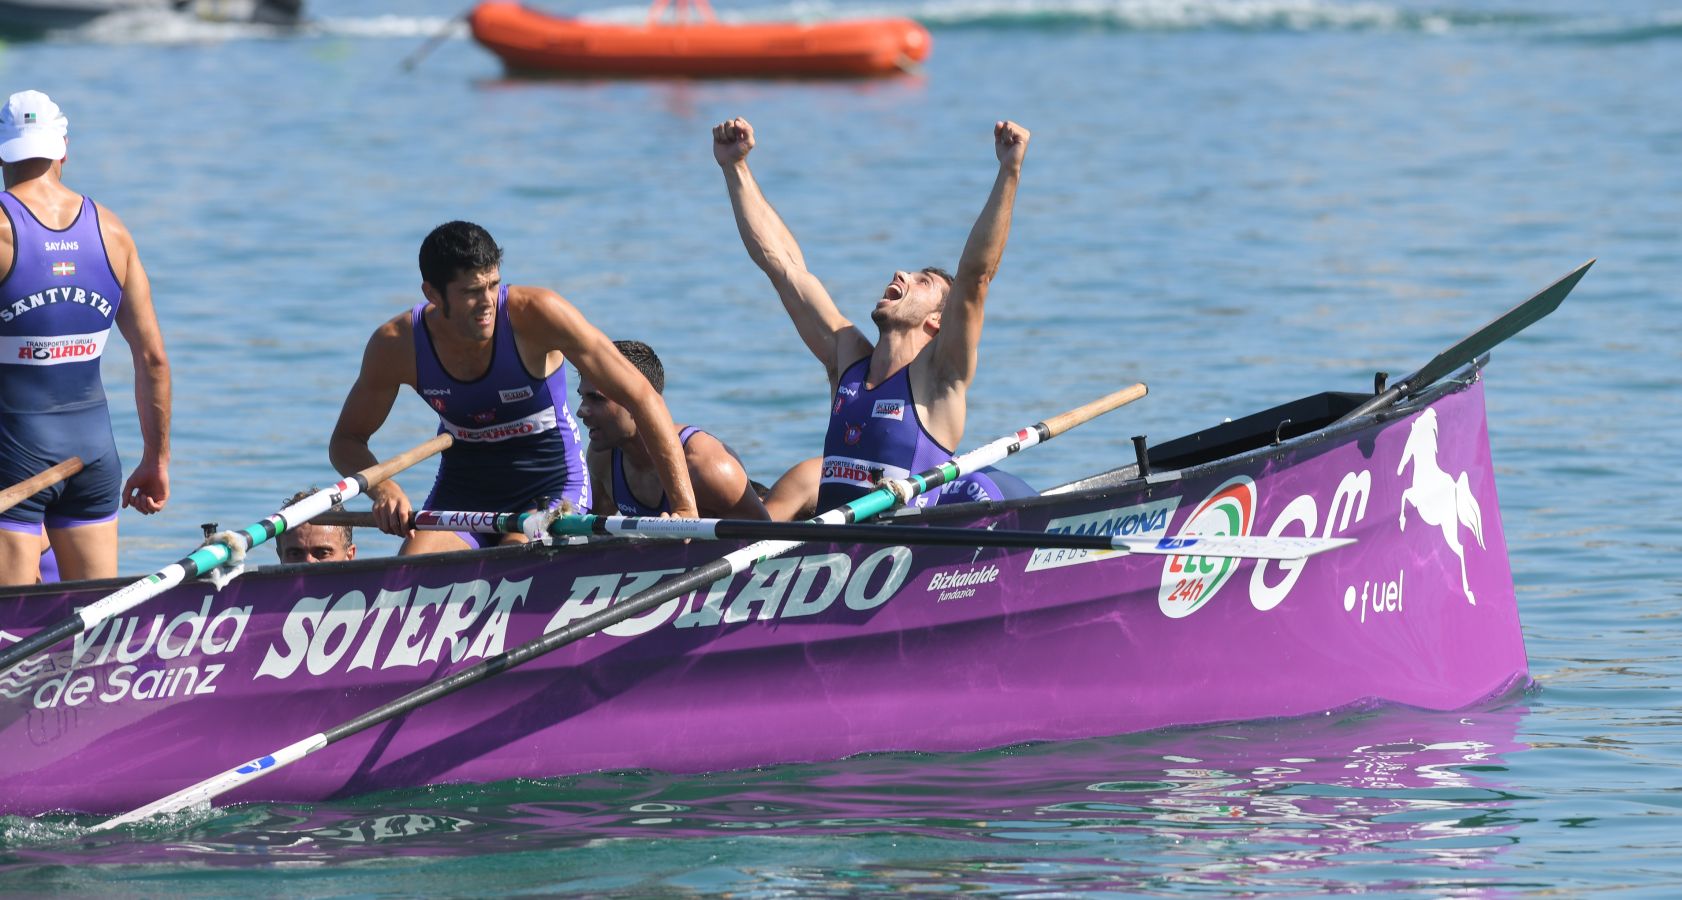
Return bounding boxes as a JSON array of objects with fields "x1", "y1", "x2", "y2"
[{"x1": 0, "y1": 369, "x2": 1525, "y2": 817}]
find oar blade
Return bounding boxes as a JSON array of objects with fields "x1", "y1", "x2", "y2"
[
  {"x1": 94, "y1": 734, "x2": 328, "y2": 832},
  {"x1": 1403, "y1": 258, "x2": 1593, "y2": 391},
  {"x1": 1120, "y1": 534, "x2": 1355, "y2": 560}
]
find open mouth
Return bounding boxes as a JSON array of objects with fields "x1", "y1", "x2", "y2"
[{"x1": 881, "y1": 281, "x2": 905, "y2": 303}]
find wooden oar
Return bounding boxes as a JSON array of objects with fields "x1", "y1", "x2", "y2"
[
  {"x1": 1335, "y1": 259, "x2": 1594, "y2": 424},
  {"x1": 0, "y1": 458, "x2": 83, "y2": 516},
  {"x1": 94, "y1": 383, "x2": 1145, "y2": 830},
  {"x1": 315, "y1": 509, "x2": 1350, "y2": 561},
  {"x1": 0, "y1": 435, "x2": 452, "y2": 678}
]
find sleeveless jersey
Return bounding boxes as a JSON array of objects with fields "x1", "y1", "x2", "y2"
[
  {"x1": 818, "y1": 357, "x2": 958, "y2": 511},
  {"x1": 412, "y1": 285, "x2": 589, "y2": 515},
  {"x1": 0, "y1": 191, "x2": 125, "y2": 528},
  {"x1": 817, "y1": 356, "x2": 1035, "y2": 512},
  {"x1": 610, "y1": 425, "x2": 701, "y2": 516}
]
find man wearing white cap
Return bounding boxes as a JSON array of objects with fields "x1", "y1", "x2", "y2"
[{"x1": 0, "y1": 90, "x2": 172, "y2": 585}]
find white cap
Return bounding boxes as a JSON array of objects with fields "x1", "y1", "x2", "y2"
[{"x1": 0, "y1": 91, "x2": 69, "y2": 164}]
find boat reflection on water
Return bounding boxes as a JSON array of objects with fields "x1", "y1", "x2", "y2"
[{"x1": 9, "y1": 696, "x2": 1533, "y2": 890}]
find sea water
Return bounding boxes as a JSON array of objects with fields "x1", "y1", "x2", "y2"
[{"x1": 0, "y1": 0, "x2": 1678, "y2": 894}]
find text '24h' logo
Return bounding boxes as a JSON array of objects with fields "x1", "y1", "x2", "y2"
[{"x1": 1158, "y1": 476, "x2": 1256, "y2": 618}]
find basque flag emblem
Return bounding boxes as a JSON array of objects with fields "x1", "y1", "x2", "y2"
[{"x1": 51, "y1": 261, "x2": 75, "y2": 276}]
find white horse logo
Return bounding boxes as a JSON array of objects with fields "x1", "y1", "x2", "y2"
[{"x1": 1397, "y1": 408, "x2": 1486, "y2": 604}]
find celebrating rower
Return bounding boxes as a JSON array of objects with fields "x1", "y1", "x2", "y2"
[
  {"x1": 0, "y1": 90, "x2": 172, "y2": 585},
  {"x1": 713, "y1": 117, "x2": 1036, "y2": 512},
  {"x1": 578, "y1": 340, "x2": 770, "y2": 520},
  {"x1": 329, "y1": 221, "x2": 696, "y2": 555}
]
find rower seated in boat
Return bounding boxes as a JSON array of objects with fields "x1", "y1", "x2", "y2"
[
  {"x1": 273, "y1": 488, "x2": 356, "y2": 564},
  {"x1": 577, "y1": 340, "x2": 769, "y2": 520},
  {"x1": 329, "y1": 221, "x2": 696, "y2": 555}
]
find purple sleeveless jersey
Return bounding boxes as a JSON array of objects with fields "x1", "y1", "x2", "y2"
[
  {"x1": 0, "y1": 192, "x2": 125, "y2": 530},
  {"x1": 817, "y1": 357, "x2": 1034, "y2": 512},
  {"x1": 610, "y1": 425, "x2": 701, "y2": 516},
  {"x1": 412, "y1": 285, "x2": 589, "y2": 522}
]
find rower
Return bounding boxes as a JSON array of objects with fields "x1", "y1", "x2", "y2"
[
  {"x1": 329, "y1": 221, "x2": 696, "y2": 555},
  {"x1": 578, "y1": 340, "x2": 769, "y2": 520},
  {"x1": 273, "y1": 489, "x2": 357, "y2": 564},
  {"x1": 713, "y1": 117, "x2": 1037, "y2": 513}
]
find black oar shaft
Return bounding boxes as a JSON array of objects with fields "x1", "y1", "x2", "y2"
[{"x1": 328, "y1": 554, "x2": 738, "y2": 741}]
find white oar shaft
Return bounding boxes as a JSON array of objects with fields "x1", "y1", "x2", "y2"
[{"x1": 0, "y1": 434, "x2": 453, "y2": 679}]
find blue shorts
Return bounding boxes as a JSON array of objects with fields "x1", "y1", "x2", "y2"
[
  {"x1": 425, "y1": 453, "x2": 589, "y2": 550},
  {"x1": 0, "y1": 409, "x2": 122, "y2": 533}
]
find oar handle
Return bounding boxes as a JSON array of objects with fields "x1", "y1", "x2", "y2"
[
  {"x1": 0, "y1": 458, "x2": 83, "y2": 515},
  {"x1": 358, "y1": 434, "x2": 454, "y2": 487},
  {"x1": 1040, "y1": 383, "x2": 1147, "y2": 439}
]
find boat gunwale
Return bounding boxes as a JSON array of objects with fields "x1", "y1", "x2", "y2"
[{"x1": 0, "y1": 362, "x2": 1487, "y2": 598}]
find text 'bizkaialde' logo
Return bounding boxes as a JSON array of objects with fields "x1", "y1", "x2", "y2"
[{"x1": 1158, "y1": 476, "x2": 1256, "y2": 618}]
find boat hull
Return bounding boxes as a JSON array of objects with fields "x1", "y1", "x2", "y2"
[
  {"x1": 468, "y1": 2, "x2": 932, "y2": 78},
  {"x1": 0, "y1": 376, "x2": 1526, "y2": 815}
]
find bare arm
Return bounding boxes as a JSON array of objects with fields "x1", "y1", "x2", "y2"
[
  {"x1": 518, "y1": 288, "x2": 698, "y2": 518},
  {"x1": 102, "y1": 206, "x2": 171, "y2": 514},
  {"x1": 686, "y1": 433, "x2": 770, "y2": 520},
  {"x1": 329, "y1": 318, "x2": 414, "y2": 535},
  {"x1": 713, "y1": 117, "x2": 871, "y2": 382},
  {"x1": 929, "y1": 120, "x2": 1030, "y2": 388}
]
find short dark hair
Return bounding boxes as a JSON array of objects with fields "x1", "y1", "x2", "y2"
[
  {"x1": 922, "y1": 266, "x2": 954, "y2": 289},
  {"x1": 419, "y1": 221, "x2": 503, "y2": 292},
  {"x1": 614, "y1": 339, "x2": 664, "y2": 394},
  {"x1": 276, "y1": 488, "x2": 353, "y2": 555}
]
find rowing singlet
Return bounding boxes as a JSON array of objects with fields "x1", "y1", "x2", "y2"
[
  {"x1": 413, "y1": 286, "x2": 590, "y2": 520},
  {"x1": 610, "y1": 425, "x2": 701, "y2": 516},
  {"x1": 0, "y1": 191, "x2": 125, "y2": 530},
  {"x1": 817, "y1": 357, "x2": 1035, "y2": 512}
]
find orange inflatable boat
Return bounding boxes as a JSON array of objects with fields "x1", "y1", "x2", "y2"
[{"x1": 468, "y1": 0, "x2": 932, "y2": 78}]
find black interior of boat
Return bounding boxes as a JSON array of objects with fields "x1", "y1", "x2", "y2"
[
  {"x1": 1041, "y1": 388, "x2": 1374, "y2": 497},
  {"x1": 1145, "y1": 390, "x2": 1371, "y2": 471}
]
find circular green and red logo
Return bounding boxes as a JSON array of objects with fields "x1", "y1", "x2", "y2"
[{"x1": 1158, "y1": 476, "x2": 1257, "y2": 618}]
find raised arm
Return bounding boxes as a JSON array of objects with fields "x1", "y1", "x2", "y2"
[
  {"x1": 329, "y1": 319, "x2": 413, "y2": 535},
  {"x1": 102, "y1": 206, "x2": 171, "y2": 515},
  {"x1": 518, "y1": 288, "x2": 698, "y2": 519},
  {"x1": 929, "y1": 120, "x2": 1030, "y2": 388},
  {"x1": 713, "y1": 117, "x2": 870, "y2": 381}
]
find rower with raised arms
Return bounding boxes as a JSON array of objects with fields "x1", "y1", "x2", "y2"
[
  {"x1": 713, "y1": 117, "x2": 1036, "y2": 513},
  {"x1": 329, "y1": 220, "x2": 696, "y2": 555}
]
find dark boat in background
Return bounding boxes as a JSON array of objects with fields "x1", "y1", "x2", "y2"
[{"x1": 0, "y1": 0, "x2": 302, "y2": 38}]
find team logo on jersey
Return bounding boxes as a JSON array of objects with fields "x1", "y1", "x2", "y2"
[
  {"x1": 498, "y1": 387, "x2": 533, "y2": 403},
  {"x1": 51, "y1": 262, "x2": 75, "y2": 277},
  {"x1": 872, "y1": 400, "x2": 905, "y2": 421},
  {"x1": 471, "y1": 410, "x2": 496, "y2": 425},
  {"x1": 843, "y1": 422, "x2": 865, "y2": 445},
  {"x1": 429, "y1": 398, "x2": 447, "y2": 413}
]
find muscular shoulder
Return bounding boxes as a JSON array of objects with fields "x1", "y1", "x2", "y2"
[
  {"x1": 363, "y1": 309, "x2": 416, "y2": 371},
  {"x1": 92, "y1": 201, "x2": 136, "y2": 255},
  {"x1": 504, "y1": 284, "x2": 571, "y2": 321},
  {"x1": 685, "y1": 431, "x2": 747, "y2": 482}
]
